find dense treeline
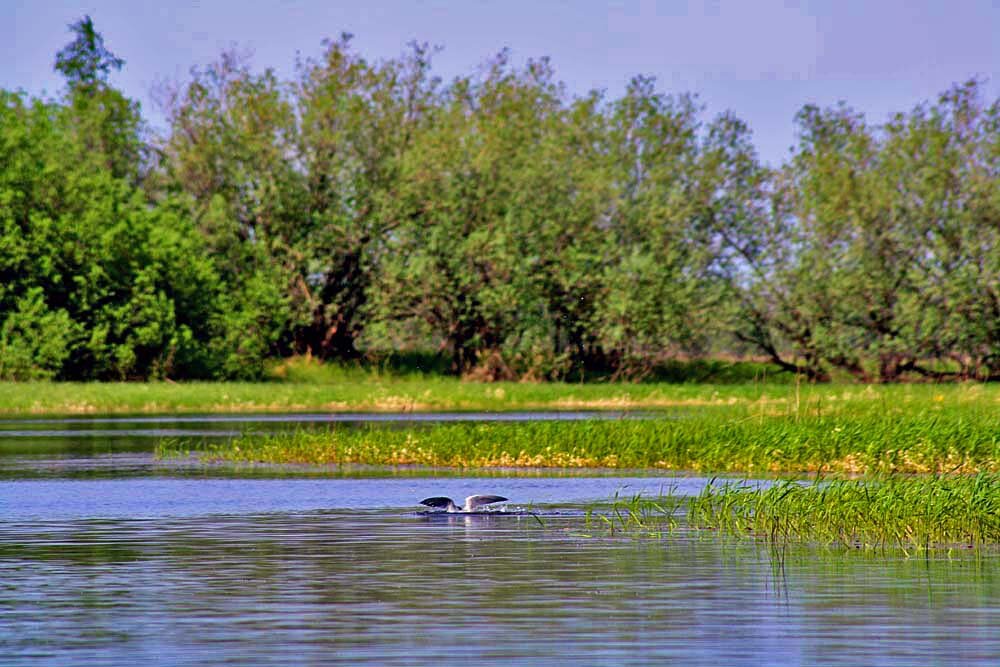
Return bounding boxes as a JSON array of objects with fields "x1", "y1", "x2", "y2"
[{"x1": 2, "y1": 18, "x2": 999, "y2": 381}]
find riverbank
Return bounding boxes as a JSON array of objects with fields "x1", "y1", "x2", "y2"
[{"x1": 3, "y1": 378, "x2": 997, "y2": 416}]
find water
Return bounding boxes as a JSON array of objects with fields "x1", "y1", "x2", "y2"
[
  {"x1": 0, "y1": 411, "x2": 635, "y2": 479},
  {"x1": 1, "y1": 414, "x2": 998, "y2": 665}
]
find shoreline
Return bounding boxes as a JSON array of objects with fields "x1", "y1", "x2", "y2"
[{"x1": 2, "y1": 380, "x2": 996, "y2": 416}]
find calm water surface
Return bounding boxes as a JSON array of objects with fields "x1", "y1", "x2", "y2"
[{"x1": 1, "y1": 414, "x2": 998, "y2": 666}]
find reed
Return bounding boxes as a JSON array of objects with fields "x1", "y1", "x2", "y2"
[
  {"x1": 584, "y1": 491, "x2": 682, "y2": 537},
  {"x1": 585, "y1": 475, "x2": 1000, "y2": 549},
  {"x1": 684, "y1": 474, "x2": 1000, "y2": 549}
]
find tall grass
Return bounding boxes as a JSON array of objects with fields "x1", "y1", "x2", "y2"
[
  {"x1": 170, "y1": 392, "x2": 1000, "y2": 475},
  {"x1": 681, "y1": 474, "x2": 1000, "y2": 549},
  {"x1": 584, "y1": 491, "x2": 682, "y2": 537}
]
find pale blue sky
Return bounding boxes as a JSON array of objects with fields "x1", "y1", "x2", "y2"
[{"x1": 4, "y1": 0, "x2": 999, "y2": 165}]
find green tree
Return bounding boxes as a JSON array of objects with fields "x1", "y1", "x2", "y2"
[
  {"x1": 742, "y1": 104, "x2": 877, "y2": 381},
  {"x1": 365, "y1": 54, "x2": 585, "y2": 375},
  {"x1": 55, "y1": 15, "x2": 145, "y2": 184},
  {"x1": 54, "y1": 15, "x2": 124, "y2": 87},
  {"x1": 0, "y1": 89, "x2": 226, "y2": 379},
  {"x1": 882, "y1": 81, "x2": 1000, "y2": 379},
  {"x1": 293, "y1": 35, "x2": 439, "y2": 360},
  {"x1": 159, "y1": 50, "x2": 304, "y2": 372},
  {"x1": 592, "y1": 78, "x2": 716, "y2": 377},
  {"x1": 734, "y1": 84, "x2": 1000, "y2": 382}
]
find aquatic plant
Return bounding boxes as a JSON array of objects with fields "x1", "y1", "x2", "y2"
[
  {"x1": 684, "y1": 474, "x2": 1000, "y2": 550},
  {"x1": 585, "y1": 491, "x2": 682, "y2": 537},
  {"x1": 591, "y1": 474, "x2": 1000, "y2": 549}
]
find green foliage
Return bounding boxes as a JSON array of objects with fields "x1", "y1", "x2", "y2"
[
  {"x1": 737, "y1": 82, "x2": 1000, "y2": 381},
  {"x1": 367, "y1": 53, "x2": 579, "y2": 374},
  {"x1": 53, "y1": 15, "x2": 144, "y2": 183},
  {"x1": 54, "y1": 15, "x2": 124, "y2": 88},
  {"x1": 210, "y1": 266, "x2": 293, "y2": 379},
  {"x1": 3, "y1": 18, "x2": 999, "y2": 381},
  {"x1": 0, "y1": 288, "x2": 75, "y2": 380}
]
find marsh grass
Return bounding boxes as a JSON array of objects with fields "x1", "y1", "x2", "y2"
[
  {"x1": 642, "y1": 474, "x2": 1000, "y2": 550},
  {"x1": 169, "y1": 390, "x2": 1000, "y2": 475},
  {"x1": 584, "y1": 491, "x2": 683, "y2": 537}
]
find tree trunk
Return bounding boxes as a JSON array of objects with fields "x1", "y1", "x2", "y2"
[{"x1": 303, "y1": 248, "x2": 367, "y2": 360}]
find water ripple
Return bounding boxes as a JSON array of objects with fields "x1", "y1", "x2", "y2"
[{"x1": 1, "y1": 507, "x2": 998, "y2": 666}]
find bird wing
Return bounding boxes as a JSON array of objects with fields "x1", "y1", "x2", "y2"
[
  {"x1": 420, "y1": 497, "x2": 455, "y2": 509},
  {"x1": 464, "y1": 494, "x2": 508, "y2": 510}
]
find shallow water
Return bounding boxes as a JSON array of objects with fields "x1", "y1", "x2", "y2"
[
  {"x1": 0, "y1": 409, "x2": 633, "y2": 434},
  {"x1": 1, "y1": 415, "x2": 998, "y2": 665}
]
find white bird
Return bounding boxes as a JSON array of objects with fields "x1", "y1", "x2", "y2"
[{"x1": 420, "y1": 494, "x2": 508, "y2": 513}]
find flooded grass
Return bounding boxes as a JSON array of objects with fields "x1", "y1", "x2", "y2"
[
  {"x1": 608, "y1": 474, "x2": 1000, "y2": 550},
  {"x1": 169, "y1": 392, "x2": 1000, "y2": 475},
  {"x1": 2, "y1": 378, "x2": 998, "y2": 416},
  {"x1": 584, "y1": 491, "x2": 683, "y2": 537}
]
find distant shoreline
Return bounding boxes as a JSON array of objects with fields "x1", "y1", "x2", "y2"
[{"x1": 3, "y1": 378, "x2": 994, "y2": 418}]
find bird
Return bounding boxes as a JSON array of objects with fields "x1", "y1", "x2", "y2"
[{"x1": 420, "y1": 494, "x2": 508, "y2": 513}]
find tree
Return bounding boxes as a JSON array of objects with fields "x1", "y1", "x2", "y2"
[
  {"x1": 294, "y1": 35, "x2": 440, "y2": 360},
  {"x1": 733, "y1": 84, "x2": 1000, "y2": 382},
  {"x1": 742, "y1": 104, "x2": 877, "y2": 381},
  {"x1": 0, "y1": 89, "x2": 225, "y2": 380},
  {"x1": 884, "y1": 81, "x2": 1000, "y2": 379},
  {"x1": 10, "y1": 20, "x2": 999, "y2": 382},
  {"x1": 54, "y1": 15, "x2": 145, "y2": 183},
  {"x1": 365, "y1": 53, "x2": 589, "y2": 376},
  {"x1": 592, "y1": 78, "x2": 715, "y2": 377},
  {"x1": 54, "y1": 15, "x2": 124, "y2": 88},
  {"x1": 159, "y1": 50, "x2": 304, "y2": 371}
]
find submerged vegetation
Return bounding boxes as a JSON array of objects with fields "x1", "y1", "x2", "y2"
[
  {"x1": 159, "y1": 383, "x2": 1000, "y2": 475},
  {"x1": 595, "y1": 475, "x2": 1000, "y2": 550}
]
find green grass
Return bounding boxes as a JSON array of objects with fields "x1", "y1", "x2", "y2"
[
  {"x1": 608, "y1": 474, "x2": 1000, "y2": 550},
  {"x1": 2, "y1": 372, "x2": 997, "y2": 416},
  {"x1": 584, "y1": 491, "x2": 683, "y2": 537},
  {"x1": 163, "y1": 386, "x2": 1000, "y2": 475},
  {"x1": 0, "y1": 377, "x2": 750, "y2": 415},
  {"x1": 269, "y1": 354, "x2": 795, "y2": 385}
]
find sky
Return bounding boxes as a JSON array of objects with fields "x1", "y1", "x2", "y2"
[{"x1": 4, "y1": 0, "x2": 999, "y2": 166}]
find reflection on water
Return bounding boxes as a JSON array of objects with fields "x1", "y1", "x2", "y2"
[
  {"x1": 2, "y1": 509, "x2": 998, "y2": 666},
  {"x1": 1, "y1": 416, "x2": 999, "y2": 665},
  {"x1": 0, "y1": 410, "x2": 636, "y2": 435}
]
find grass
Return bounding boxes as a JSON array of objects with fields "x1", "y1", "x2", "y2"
[
  {"x1": 600, "y1": 474, "x2": 1000, "y2": 550},
  {"x1": 268, "y1": 354, "x2": 795, "y2": 385},
  {"x1": 0, "y1": 356, "x2": 795, "y2": 416},
  {"x1": 0, "y1": 375, "x2": 788, "y2": 416},
  {"x1": 1, "y1": 369, "x2": 998, "y2": 416},
  {"x1": 584, "y1": 491, "x2": 682, "y2": 537},
  {"x1": 162, "y1": 385, "x2": 1000, "y2": 475},
  {"x1": 6, "y1": 360, "x2": 993, "y2": 549}
]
